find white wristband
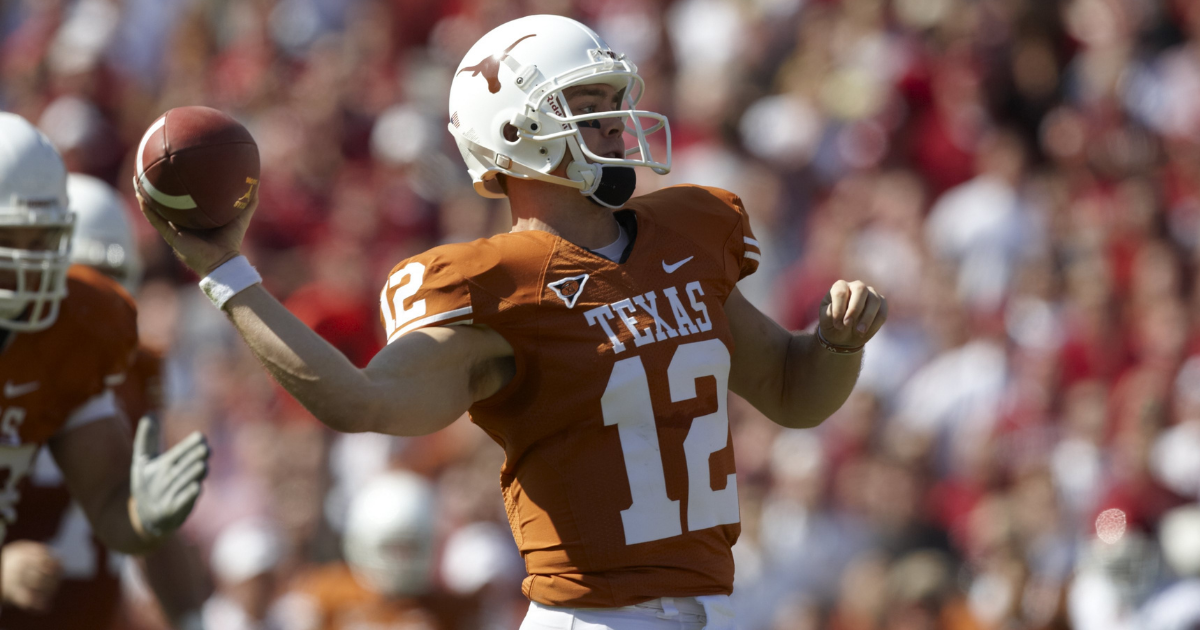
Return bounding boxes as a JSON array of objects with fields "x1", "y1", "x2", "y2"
[{"x1": 199, "y1": 255, "x2": 261, "y2": 309}]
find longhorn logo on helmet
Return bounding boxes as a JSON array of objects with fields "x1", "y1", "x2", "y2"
[{"x1": 457, "y1": 35, "x2": 537, "y2": 94}]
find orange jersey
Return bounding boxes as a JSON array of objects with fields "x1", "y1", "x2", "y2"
[
  {"x1": 116, "y1": 345, "x2": 165, "y2": 425},
  {"x1": 4, "y1": 344, "x2": 162, "y2": 630},
  {"x1": 380, "y1": 186, "x2": 760, "y2": 607},
  {"x1": 282, "y1": 563, "x2": 441, "y2": 630},
  {"x1": 0, "y1": 265, "x2": 136, "y2": 541}
]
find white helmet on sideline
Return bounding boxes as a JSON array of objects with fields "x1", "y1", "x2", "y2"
[
  {"x1": 447, "y1": 14, "x2": 670, "y2": 208},
  {"x1": 67, "y1": 174, "x2": 142, "y2": 295},
  {"x1": 0, "y1": 113, "x2": 74, "y2": 332},
  {"x1": 1160, "y1": 505, "x2": 1200, "y2": 578},
  {"x1": 343, "y1": 470, "x2": 436, "y2": 598}
]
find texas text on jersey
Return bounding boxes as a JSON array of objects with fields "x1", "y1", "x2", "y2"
[
  {"x1": 380, "y1": 185, "x2": 760, "y2": 607},
  {"x1": 0, "y1": 265, "x2": 138, "y2": 544},
  {"x1": 3, "y1": 343, "x2": 161, "y2": 629}
]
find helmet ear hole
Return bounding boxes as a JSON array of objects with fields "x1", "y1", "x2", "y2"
[{"x1": 502, "y1": 123, "x2": 520, "y2": 143}]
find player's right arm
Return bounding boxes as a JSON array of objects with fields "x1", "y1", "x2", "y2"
[
  {"x1": 135, "y1": 193, "x2": 514, "y2": 436},
  {"x1": 226, "y1": 285, "x2": 512, "y2": 434}
]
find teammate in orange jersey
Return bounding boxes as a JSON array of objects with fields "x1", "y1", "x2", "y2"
[
  {"x1": 0, "y1": 113, "x2": 211, "y2": 616},
  {"x1": 136, "y1": 15, "x2": 886, "y2": 630},
  {"x1": 275, "y1": 471, "x2": 446, "y2": 630},
  {"x1": 1, "y1": 174, "x2": 212, "y2": 630}
]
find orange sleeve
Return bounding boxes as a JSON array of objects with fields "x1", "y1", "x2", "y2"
[
  {"x1": 725, "y1": 190, "x2": 760, "y2": 281},
  {"x1": 67, "y1": 266, "x2": 139, "y2": 390},
  {"x1": 48, "y1": 267, "x2": 139, "y2": 435},
  {"x1": 96, "y1": 297, "x2": 138, "y2": 389},
  {"x1": 379, "y1": 251, "x2": 475, "y2": 344},
  {"x1": 115, "y1": 347, "x2": 165, "y2": 427},
  {"x1": 688, "y1": 186, "x2": 760, "y2": 284}
]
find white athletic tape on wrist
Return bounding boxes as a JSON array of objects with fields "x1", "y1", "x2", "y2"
[{"x1": 199, "y1": 256, "x2": 261, "y2": 309}]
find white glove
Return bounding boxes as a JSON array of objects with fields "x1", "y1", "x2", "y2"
[{"x1": 130, "y1": 416, "x2": 210, "y2": 539}]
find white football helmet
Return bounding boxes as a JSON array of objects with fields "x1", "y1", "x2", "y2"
[
  {"x1": 447, "y1": 14, "x2": 670, "y2": 208},
  {"x1": 0, "y1": 113, "x2": 74, "y2": 332},
  {"x1": 343, "y1": 471, "x2": 436, "y2": 598},
  {"x1": 67, "y1": 174, "x2": 142, "y2": 295},
  {"x1": 1160, "y1": 505, "x2": 1200, "y2": 578}
]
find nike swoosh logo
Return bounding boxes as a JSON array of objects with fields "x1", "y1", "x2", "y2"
[
  {"x1": 4, "y1": 381, "x2": 39, "y2": 398},
  {"x1": 662, "y1": 256, "x2": 694, "y2": 273}
]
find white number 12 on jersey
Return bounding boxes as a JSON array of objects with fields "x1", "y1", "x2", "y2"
[
  {"x1": 381, "y1": 262, "x2": 427, "y2": 339},
  {"x1": 600, "y1": 339, "x2": 739, "y2": 545}
]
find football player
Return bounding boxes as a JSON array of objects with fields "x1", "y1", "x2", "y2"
[
  {"x1": 136, "y1": 15, "x2": 886, "y2": 630},
  {"x1": 0, "y1": 113, "x2": 210, "y2": 614},
  {"x1": 1, "y1": 173, "x2": 211, "y2": 629},
  {"x1": 276, "y1": 471, "x2": 443, "y2": 629}
]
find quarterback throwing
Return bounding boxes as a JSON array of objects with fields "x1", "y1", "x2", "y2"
[{"x1": 137, "y1": 15, "x2": 886, "y2": 630}]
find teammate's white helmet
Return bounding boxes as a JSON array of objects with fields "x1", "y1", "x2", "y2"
[
  {"x1": 447, "y1": 14, "x2": 670, "y2": 208},
  {"x1": 0, "y1": 113, "x2": 74, "y2": 332},
  {"x1": 343, "y1": 471, "x2": 436, "y2": 598},
  {"x1": 1160, "y1": 505, "x2": 1200, "y2": 578},
  {"x1": 67, "y1": 174, "x2": 142, "y2": 295}
]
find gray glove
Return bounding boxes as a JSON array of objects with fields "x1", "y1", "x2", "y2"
[{"x1": 131, "y1": 416, "x2": 210, "y2": 539}]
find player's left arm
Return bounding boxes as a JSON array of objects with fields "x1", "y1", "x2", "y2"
[
  {"x1": 727, "y1": 281, "x2": 887, "y2": 429},
  {"x1": 47, "y1": 414, "x2": 147, "y2": 553},
  {"x1": 138, "y1": 534, "x2": 212, "y2": 630}
]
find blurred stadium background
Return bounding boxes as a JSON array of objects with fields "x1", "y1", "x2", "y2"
[{"x1": 4, "y1": 0, "x2": 1200, "y2": 628}]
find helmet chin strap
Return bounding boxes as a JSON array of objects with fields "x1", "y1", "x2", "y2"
[
  {"x1": 565, "y1": 160, "x2": 599, "y2": 194},
  {"x1": 562, "y1": 136, "x2": 637, "y2": 209},
  {"x1": 586, "y1": 165, "x2": 637, "y2": 209}
]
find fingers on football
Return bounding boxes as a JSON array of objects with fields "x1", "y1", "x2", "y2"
[
  {"x1": 132, "y1": 179, "x2": 179, "y2": 243},
  {"x1": 230, "y1": 195, "x2": 259, "y2": 231}
]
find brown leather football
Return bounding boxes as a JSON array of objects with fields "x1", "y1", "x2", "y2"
[{"x1": 134, "y1": 107, "x2": 259, "y2": 230}]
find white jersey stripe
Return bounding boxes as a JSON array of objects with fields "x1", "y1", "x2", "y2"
[
  {"x1": 136, "y1": 116, "x2": 198, "y2": 210},
  {"x1": 58, "y1": 389, "x2": 120, "y2": 435},
  {"x1": 388, "y1": 306, "x2": 474, "y2": 343}
]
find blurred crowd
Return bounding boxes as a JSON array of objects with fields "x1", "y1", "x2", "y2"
[{"x1": 4, "y1": 0, "x2": 1200, "y2": 628}]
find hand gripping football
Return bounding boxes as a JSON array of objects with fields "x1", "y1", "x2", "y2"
[{"x1": 134, "y1": 106, "x2": 260, "y2": 230}]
